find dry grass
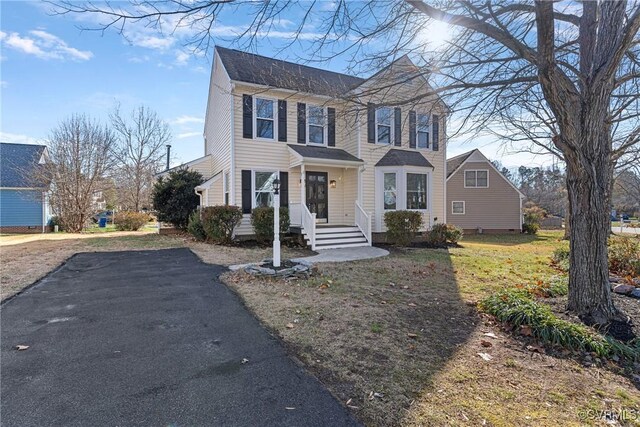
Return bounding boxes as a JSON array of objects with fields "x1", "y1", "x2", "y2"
[
  {"x1": 223, "y1": 231, "x2": 640, "y2": 426},
  {"x1": 0, "y1": 232, "x2": 310, "y2": 301}
]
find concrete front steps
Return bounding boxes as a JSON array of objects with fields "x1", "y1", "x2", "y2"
[{"x1": 303, "y1": 226, "x2": 370, "y2": 250}]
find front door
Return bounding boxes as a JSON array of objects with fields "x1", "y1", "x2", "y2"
[{"x1": 306, "y1": 172, "x2": 328, "y2": 222}]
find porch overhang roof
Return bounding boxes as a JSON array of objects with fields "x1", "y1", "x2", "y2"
[
  {"x1": 288, "y1": 144, "x2": 364, "y2": 168},
  {"x1": 375, "y1": 149, "x2": 434, "y2": 168}
]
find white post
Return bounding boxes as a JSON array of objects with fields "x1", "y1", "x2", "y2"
[{"x1": 273, "y1": 193, "x2": 281, "y2": 268}]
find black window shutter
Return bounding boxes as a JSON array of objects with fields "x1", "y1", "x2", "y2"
[
  {"x1": 242, "y1": 95, "x2": 253, "y2": 139},
  {"x1": 432, "y1": 114, "x2": 440, "y2": 151},
  {"x1": 327, "y1": 107, "x2": 336, "y2": 147},
  {"x1": 279, "y1": 172, "x2": 289, "y2": 208},
  {"x1": 297, "y1": 103, "x2": 306, "y2": 144},
  {"x1": 241, "y1": 170, "x2": 252, "y2": 214},
  {"x1": 394, "y1": 107, "x2": 401, "y2": 146},
  {"x1": 367, "y1": 103, "x2": 376, "y2": 144},
  {"x1": 409, "y1": 110, "x2": 416, "y2": 148},
  {"x1": 278, "y1": 100, "x2": 287, "y2": 142}
]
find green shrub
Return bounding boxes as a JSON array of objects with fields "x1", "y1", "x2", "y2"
[
  {"x1": 423, "y1": 223, "x2": 464, "y2": 247},
  {"x1": 608, "y1": 236, "x2": 640, "y2": 277},
  {"x1": 152, "y1": 169, "x2": 203, "y2": 229},
  {"x1": 551, "y1": 244, "x2": 570, "y2": 271},
  {"x1": 113, "y1": 211, "x2": 150, "y2": 231},
  {"x1": 250, "y1": 206, "x2": 290, "y2": 245},
  {"x1": 479, "y1": 289, "x2": 639, "y2": 362},
  {"x1": 384, "y1": 210, "x2": 423, "y2": 246},
  {"x1": 523, "y1": 203, "x2": 546, "y2": 234},
  {"x1": 187, "y1": 210, "x2": 206, "y2": 241},
  {"x1": 201, "y1": 205, "x2": 243, "y2": 244}
]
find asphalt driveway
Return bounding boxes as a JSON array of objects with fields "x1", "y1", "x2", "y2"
[{"x1": 1, "y1": 248, "x2": 359, "y2": 426}]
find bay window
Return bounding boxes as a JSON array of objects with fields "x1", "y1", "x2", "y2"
[
  {"x1": 406, "y1": 173, "x2": 427, "y2": 210},
  {"x1": 383, "y1": 173, "x2": 397, "y2": 210},
  {"x1": 255, "y1": 98, "x2": 275, "y2": 139}
]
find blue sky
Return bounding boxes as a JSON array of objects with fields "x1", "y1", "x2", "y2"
[{"x1": 1, "y1": 1, "x2": 554, "y2": 168}]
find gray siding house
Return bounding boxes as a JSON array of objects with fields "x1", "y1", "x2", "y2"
[{"x1": 446, "y1": 149, "x2": 524, "y2": 233}]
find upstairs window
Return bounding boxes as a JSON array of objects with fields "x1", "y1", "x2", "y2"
[
  {"x1": 255, "y1": 98, "x2": 275, "y2": 139},
  {"x1": 464, "y1": 170, "x2": 489, "y2": 188},
  {"x1": 376, "y1": 107, "x2": 393, "y2": 145},
  {"x1": 416, "y1": 113, "x2": 430, "y2": 149},
  {"x1": 406, "y1": 173, "x2": 427, "y2": 210},
  {"x1": 307, "y1": 105, "x2": 325, "y2": 145}
]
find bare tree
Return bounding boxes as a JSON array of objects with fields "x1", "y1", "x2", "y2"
[
  {"x1": 42, "y1": 114, "x2": 116, "y2": 232},
  {"x1": 110, "y1": 104, "x2": 172, "y2": 211},
  {"x1": 51, "y1": 0, "x2": 640, "y2": 330}
]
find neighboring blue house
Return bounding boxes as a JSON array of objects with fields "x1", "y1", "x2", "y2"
[{"x1": 0, "y1": 142, "x2": 50, "y2": 233}]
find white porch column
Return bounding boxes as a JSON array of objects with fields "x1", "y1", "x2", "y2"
[{"x1": 300, "y1": 164, "x2": 306, "y2": 213}]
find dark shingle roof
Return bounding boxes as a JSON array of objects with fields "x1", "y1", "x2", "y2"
[
  {"x1": 375, "y1": 149, "x2": 434, "y2": 168},
  {"x1": 0, "y1": 143, "x2": 47, "y2": 188},
  {"x1": 288, "y1": 144, "x2": 363, "y2": 163},
  {"x1": 216, "y1": 46, "x2": 365, "y2": 97},
  {"x1": 446, "y1": 149, "x2": 476, "y2": 178}
]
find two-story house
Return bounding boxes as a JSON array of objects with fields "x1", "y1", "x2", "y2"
[{"x1": 177, "y1": 46, "x2": 448, "y2": 249}]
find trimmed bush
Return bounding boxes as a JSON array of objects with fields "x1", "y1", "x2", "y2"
[
  {"x1": 187, "y1": 210, "x2": 206, "y2": 241},
  {"x1": 152, "y1": 169, "x2": 203, "y2": 229},
  {"x1": 113, "y1": 211, "x2": 150, "y2": 231},
  {"x1": 384, "y1": 210, "x2": 423, "y2": 246},
  {"x1": 427, "y1": 223, "x2": 464, "y2": 246},
  {"x1": 480, "y1": 289, "x2": 639, "y2": 362},
  {"x1": 608, "y1": 236, "x2": 640, "y2": 277},
  {"x1": 201, "y1": 205, "x2": 243, "y2": 244},
  {"x1": 251, "y1": 206, "x2": 290, "y2": 245}
]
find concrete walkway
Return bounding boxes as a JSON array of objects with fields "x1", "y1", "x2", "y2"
[
  {"x1": 292, "y1": 246, "x2": 389, "y2": 264},
  {"x1": 1, "y1": 248, "x2": 359, "y2": 426}
]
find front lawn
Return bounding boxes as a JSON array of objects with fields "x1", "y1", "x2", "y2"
[{"x1": 223, "y1": 231, "x2": 640, "y2": 426}]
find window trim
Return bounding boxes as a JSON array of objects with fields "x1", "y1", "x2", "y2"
[
  {"x1": 383, "y1": 172, "x2": 397, "y2": 211},
  {"x1": 452, "y1": 201, "x2": 465, "y2": 215},
  {"x1": 464, "y1": 169, "x2": 489, "y2": 188},
  {"x1": 415, "y1": 112, "x2": 430, "y2": 150},
  {"x1": 253, "y1": 96, "x2": 278, "y2": 141},
  {"x1": 306, "y1": 104, "x2": 327, "y2": 146},
  {"x1": 375, "y1": 106, "x2": 393, "y2": 146},
  {"x1": 251, "y1": 169, "x2": 279, "y2": 209}
]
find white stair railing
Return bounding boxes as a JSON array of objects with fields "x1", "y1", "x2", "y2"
[
  {"x1": 355, "y1": 201, "x2": 372, "y2": 246},
  {"x1": 289, "y1": 203, "x2": 302, "y2": 226},
  {"x1": 302, "y1": 204, "x2": 317, "y2": 250}
]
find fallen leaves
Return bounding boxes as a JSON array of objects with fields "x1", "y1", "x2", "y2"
[
  {"x1": 407, "y1": 333, "x2": 418, "y2": 339},
  {"x1": 477, "y1": 352, "x2": 493, "y2": 361},
  {"x1": 480, "y1": 340, "x2": 493, "y2": 348},
  {"x1": 483, "y1": 332, "x2": 498, "y2": 339},
  {"x1": 286, "y1": 323, "x2": 294, "y2": 329}
]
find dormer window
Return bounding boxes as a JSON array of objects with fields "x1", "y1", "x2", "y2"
[
  {"x1": 416, "y1": 113, "x2": 430, "y2": 149},
  {"x1": 255, "y1": 97, "x2": 275, "y2": 139},
  {"x1": 307, "y1": 105, "x2": 325, "y2": 145},
  {"x1": 376, "y1": 107, "x2": 393, "y2": 145}
]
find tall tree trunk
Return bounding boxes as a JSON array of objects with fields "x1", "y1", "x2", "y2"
[{"x1": 563, "y1": 198, "x2": 571, "y2": 240}]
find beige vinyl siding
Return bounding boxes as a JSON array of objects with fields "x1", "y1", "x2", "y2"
[
  {"x1": 446, "y1": 161, "x2": 522, "y2": 231},
  {"x1": 206, "y1": 178, "x2": 224, "y2": 206},
  {"x1": 204, "y1": 50, "x2": 233, "y2": 180},
  {"x1": 188, "y1": 156, "x2": 215, "y2": 179}
]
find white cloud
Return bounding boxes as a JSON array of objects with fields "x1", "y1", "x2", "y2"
[
  {"x1": 0, "y1": 132, "x2": 40, "y2": 145},
  {"x1": 175, "y1": 50, "x2": 190, "y2": 65},
  {"x1": 172, "y1": 115, "x2": 204, "y2": 125},
  {"x1": 177, "y1": 131, "x2": 201, "y2": 139},
  {"x1": 130, "y1": 34, "x2": 174, "y2": 50},
  {"x1": 0, "y1": 29, "x2": 93, "y2": 61},
  {"x1": 0, "y1": 80, "x2": 7, "y2": 88}
]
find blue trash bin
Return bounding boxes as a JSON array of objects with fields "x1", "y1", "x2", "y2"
[{"x1": 98, "y1": 217, "x2": 108, "y2": 228}]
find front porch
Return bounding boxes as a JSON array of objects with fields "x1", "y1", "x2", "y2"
[{"x1": 286, "y1": 145, "x2": 372, "y2": 249}]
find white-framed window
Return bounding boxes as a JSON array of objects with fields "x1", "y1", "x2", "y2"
[
  {"x1": 223, "y1": 171, "x2": 230, "y2": 205},
  {"x1": 464, "y1": 170, "x2": 489, "y2": 188},
  {"x1": 383, "y1": 172, "x2": 397, "y2": 210},
  {"x1": 376, "y1": 106, "x2": 393, "y2": 145},
  {"x1": 416, "y1": 113, "x2": 430, "y2": 149},
  {"x1": 452, "y1": 201, "x2": 465, "y2": 215},
  {"x1": 406, "y1": 173, "x2": 428, "y2": 210},
  {"x1": 307, "y1": 105, "x2": 326, "y2": 145},
  {"x1": 255, "y1": 97, "x2": 276, "y2": 140},
  {"x1": 253, "y1": 170, "x2": 278, "y2": 208}
]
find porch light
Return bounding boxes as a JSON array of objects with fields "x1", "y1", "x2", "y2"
[
  {"x1": 330, "y1": 179, "x2": 337, "y2": 188},
  {"x1": 273, "y1": 177, "x2": 280, "y2": 195}
]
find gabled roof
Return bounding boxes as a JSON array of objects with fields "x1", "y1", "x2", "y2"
[
  {"x1": 0, "y1": 142, "x2": 48, "y2": 188},
  {"x1": 288, "y1": 144, "x2": 363, "y2": 164},
  {"x1": 216, "y1": 46, "x2": 364, "y2": 97},
  {"x1": 375, "y1": 149, "x2": 434, "y2": 168},
  {"x1": 446, "y1": 149, "x2": 476, "y2": 178}
]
